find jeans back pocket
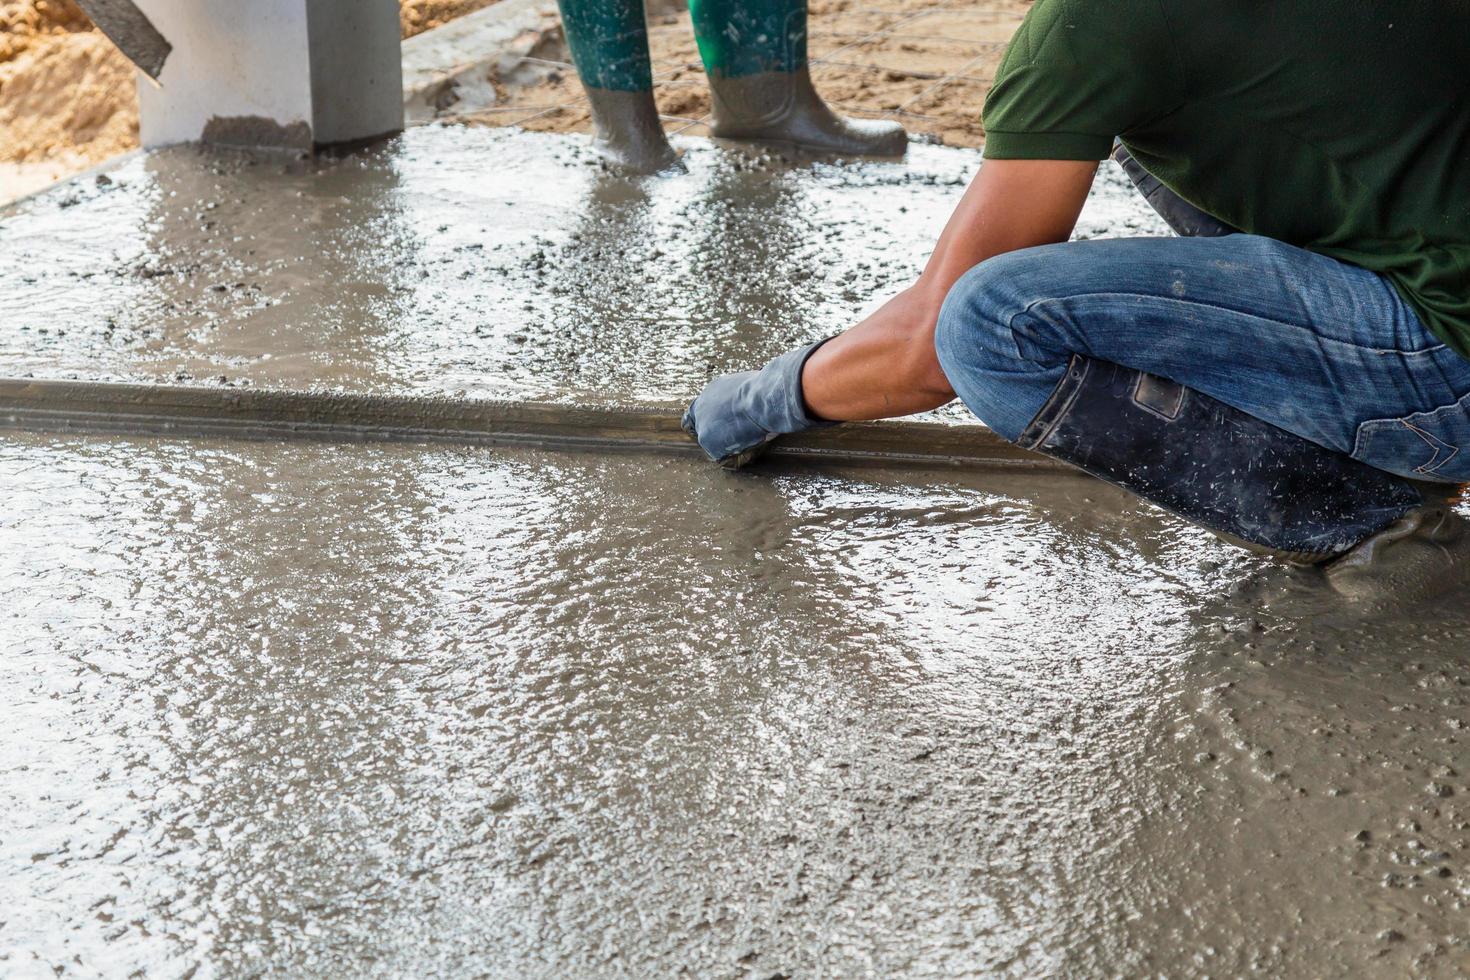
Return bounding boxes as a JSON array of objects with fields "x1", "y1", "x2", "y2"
[{"x1": 1353, "y1": 395, "x2": 1470, "y2": 483}]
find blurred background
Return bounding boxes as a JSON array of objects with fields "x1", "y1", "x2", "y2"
[{"x1": 0, "y1": 0, "x2": 1028, "y2": 199}]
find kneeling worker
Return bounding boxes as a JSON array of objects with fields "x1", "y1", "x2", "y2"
[{"x1": 683, "y1": 0, "x2": 1470, "y2": 569}]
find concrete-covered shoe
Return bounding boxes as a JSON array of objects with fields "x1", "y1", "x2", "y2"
[
  {"x1": 555, "y1": 0, "x2": 680, "y2": 173},
  {"x1": 682, "y1": 338, "x2": 835, "y2": 468},
  {"x1": 1325, "y1": 503, "x2": 1470, "y2": 604},
  {"x1": 689, "y1": 0, "x2": 907, "y2": 158},
  {"x1": 585, "y1": 89, "x2": 680, "y2": 174}
]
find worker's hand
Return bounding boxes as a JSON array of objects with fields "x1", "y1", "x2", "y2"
[{"x1": 681, "y1": 339, "x2": 835, "y2": 468}]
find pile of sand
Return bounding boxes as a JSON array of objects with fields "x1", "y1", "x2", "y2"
[
  {"x1": 0, "y1": 0, "x2": 136, "y2": 168},
  {"x1": 0, "y1": 0, "x2": 497, "y2": 173},
  {"x1": 0, "y1": 0, "x2": 89, "y2": 60},
  {"x1": 401, "y1": 0, "x2": 501, "y2": 38}
]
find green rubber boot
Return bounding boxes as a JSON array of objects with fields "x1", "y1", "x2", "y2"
[
  {"x1": 556, "y1": 0, "x2": 678, "y2": 172},
  {"x1": 688, "y1": 0, "x2": 907, "y2": 156}
]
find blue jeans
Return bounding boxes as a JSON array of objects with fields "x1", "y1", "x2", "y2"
[{"x1": 934, "y1": 233, "x2": 1470, "y2": 483}]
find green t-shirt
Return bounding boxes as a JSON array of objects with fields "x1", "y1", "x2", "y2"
[{"x1": 982, "y1": 0, "x2": 1470, "y2": 357}]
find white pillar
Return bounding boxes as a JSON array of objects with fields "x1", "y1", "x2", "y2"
[{"x1": 134, "y1": 0, "x2": 403, "y2": 151}]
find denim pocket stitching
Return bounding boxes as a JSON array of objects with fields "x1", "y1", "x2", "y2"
[
  {"x1": 1401, "y1": 419, "x2": 1459, "y2": 475},
  {"x1": 1352, "y1": 383, "x2": 1470, "y2": 474},
  {"x1": 1354, "y1": 416, "x2": 1461, "y2": 477}
]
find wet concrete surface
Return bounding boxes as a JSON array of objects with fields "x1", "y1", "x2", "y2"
[
  {"x1": 7, "y1": 129, "x2": 1470, "y2": 976},
  {"x1": 0, "y1": 126, "x2": 1165, "y2": 413},
  {"x1": 4, "y1": 430, "x2": 1470, "y2": 977}
]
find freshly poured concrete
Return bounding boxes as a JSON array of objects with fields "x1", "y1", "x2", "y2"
[
  {"x1": 4, "y1": 430, "x2": 1470, "y2": 976},
  {"x1": 0, "y1": 126, "x2": 1166, "y2": 409},
  {"x1": 6, "y1": 130, "x2": 1470, "y2": 976}
]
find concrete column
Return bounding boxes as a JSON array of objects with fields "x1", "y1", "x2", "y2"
[{"x1": 134, "y1": 0, "x2": 403, "y2": 151}]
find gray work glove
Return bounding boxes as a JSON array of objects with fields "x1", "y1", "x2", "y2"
[{"x1": 682, "y1": 338, "x2": 837, "y2": 468}]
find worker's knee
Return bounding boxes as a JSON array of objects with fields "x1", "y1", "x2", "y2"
[
  {"x1": 935, "y1": 249, "x2": 1058, "y2": 378},
  {"x1": 935, "y1": 249, "x2": 1074, "y2": 439}
]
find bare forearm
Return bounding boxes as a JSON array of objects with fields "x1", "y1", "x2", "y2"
[
  {"x1": 800, "y1": 285, "x2": 952, "y2": 420},
  {"x1": 800, "y1": 159, "x2": 1098, "y2": 423}
]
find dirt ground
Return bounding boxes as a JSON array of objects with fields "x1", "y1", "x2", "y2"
[
  {"x1": 399, "y1": 0, "x2": 502, "y2": 37},
  {"x1": 0, "y1": 0, "x2": 497, "y2": 174},
  {"x1": 0, "y1": 0, "x2": 136, "y2": 177},
  {"x1": 471, "y1": 0, "x2": 1031, "y2": 149},
  {"x1": 1, "y1": 0, "x2": 1024, "y2": 200}
]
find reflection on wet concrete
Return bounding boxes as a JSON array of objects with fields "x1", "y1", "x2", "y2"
[
  {"x1": 134, "y1": 144, "x2": 414, "y2": 390},
  {"x1": 6, "y1": 126, "x2": 1466, "y2": 976},
  {"x1": 4, "y1": 431, "x2": 1469, "y2": 975},
  {"x1": 0, "y1": 128, "x2": 1166, "y2": 409}
]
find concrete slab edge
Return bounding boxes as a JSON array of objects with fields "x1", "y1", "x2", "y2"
[
  {"x1": 0, "y1": 377, "x2": 1066, "y2": 472},
  {"x1": 0, "y1": 150, "x2": 145, "y2": 214},
  {"x1": 401, "y1": 0, "x2": 562, "y2": 123}
]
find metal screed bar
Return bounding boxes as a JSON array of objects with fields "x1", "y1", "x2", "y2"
[{"x1": 0, "y1": 377, "x2": 1068, "y2": 472}]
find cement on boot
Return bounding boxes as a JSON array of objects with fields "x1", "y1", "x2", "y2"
[
  {"x1": 1324, "y1": 504, "x2": 1470, "y2": 606},
  {"x1": 707, "y1": 69, "x2": 908, "y2": 158},
  {"x1": 584, "y1": 88, "x2": 682, "y2": 174}
]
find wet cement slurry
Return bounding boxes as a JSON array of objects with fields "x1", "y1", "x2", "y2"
[
  {"x1": 6, "y1": 131, "x2": 1470, "y2": 975},
  {"x1": 0, "y1": 126, "x2": 1166, "y2": 409},
  {"x1": 3, "y1": 430, "x2": 1470, "y2": 976}
]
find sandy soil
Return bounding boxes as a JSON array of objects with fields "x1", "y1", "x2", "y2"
[
  {"x1": 0, "y1": 0, "x2": 135, "y2": 172},
  {"x1": 459, "y1": 0, "x2": 1031, "y2": 150},
  {"x1": 0, "y1": 0, "x2": 501, "y2": 198},
  {"x1": 400, "y1": 0, "x2": 502, "y2": 37}
]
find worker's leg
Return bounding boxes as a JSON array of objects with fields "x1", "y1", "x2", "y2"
[
  {"x1": 934, "y1": 233, "x2": 1470, "y2": 559},
  {"x1": 556, "y1": 0, "x2": 676, "y2": 171},
  {"x1": 935, "y1": 234, "x2": 1470, "y2": 461},
  {"x1": 687, "y1": 0, "x2": 907, "y2": 156}
]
